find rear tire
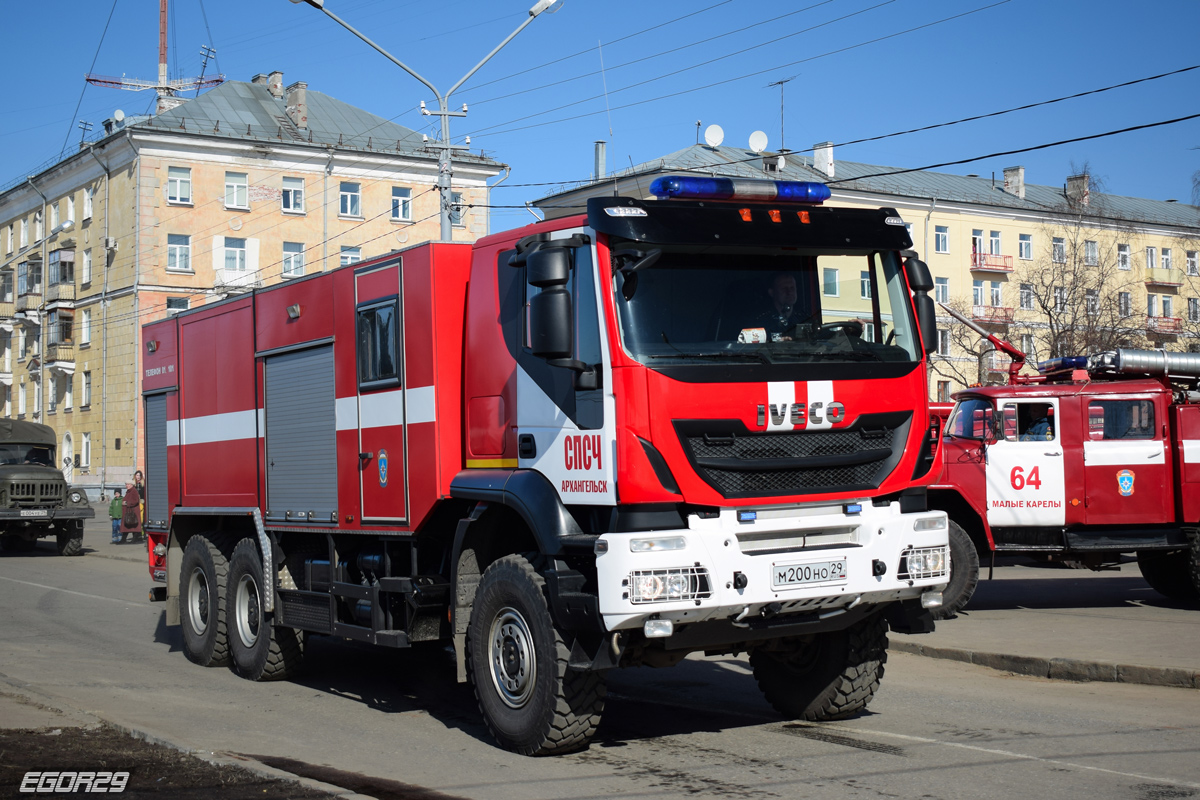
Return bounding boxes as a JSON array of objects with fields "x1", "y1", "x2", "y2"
[
  {"x1": 226, "y1": 538, "x2": 306, "y2": 681},
  {"x1": 750, "y1": 613, "x2": 888, "y2": 721},
  {"x1": 180, "y1": 534, "x2": 231, "y2": 667},
  {"x1": 1137, "y1": 549, "x2": 1199, "y2": 602},
  {"x1": 467, "y1": 554, "x2": 605, "y2": 755},
  {"x1": 56, "y1": 522, "x2": 84, "y2": 556},
  {"x1": 932, "y1": 521, "x2": 979, "y2": 619}
]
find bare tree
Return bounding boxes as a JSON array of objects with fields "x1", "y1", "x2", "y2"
[{"x1": 928, "y1": 297, "x2": 1010, "y2": 388}]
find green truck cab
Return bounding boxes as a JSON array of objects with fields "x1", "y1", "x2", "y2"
[{"x1": 0, "y1": 421, "x2": 95, "y2": 556}]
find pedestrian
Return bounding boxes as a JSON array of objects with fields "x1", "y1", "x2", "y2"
[
  {"x1": 120, "y1": 481, "x2": 142, "y2": 544},
  {"x1": 108, "y1": 490, "x2": 124, "y2": 544},
  {"x1": 134, "y1": 470, "x2": 145, "y2": 529}
]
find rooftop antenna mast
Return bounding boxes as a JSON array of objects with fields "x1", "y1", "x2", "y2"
[
  {"x1": 85, "y1": 0, "x2": 225, "y2": 114},
  {"x1": 766, "y1": 74, "x2": 797, "y2": 151},
  {"x1": 77, "y1": 120, "x2": 94, "y2": 146},
  {"x1": 196, "y1": 45, "x2": 218, "y2": 97}
]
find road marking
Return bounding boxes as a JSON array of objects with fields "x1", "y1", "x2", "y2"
[{"x1": 0, "y1": 576, "x2": 142, "y2": 606}]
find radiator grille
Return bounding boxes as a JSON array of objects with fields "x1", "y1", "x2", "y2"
[{"x1": 8, "y1": 482, "x2": 64, "y2": 507}]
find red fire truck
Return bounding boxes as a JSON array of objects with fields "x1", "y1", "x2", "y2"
[
  {"x1": 929, "y1": 307, "x2": 1200, "y2": 616},
  {"x1": 141, "y1": 176, "x2": 950, "y2": 755}
]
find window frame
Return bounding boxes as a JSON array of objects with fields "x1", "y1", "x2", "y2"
[
  {"x1": 223, "y1": 237, "x2": 247, "y2": 273},
  {"x1": 822, "y1": 267, "x2": 839, "y2": 297},
  {"x1": 391, "y1": 186, "x2": 413, "y2": 222},
  {"x1": 1019, "y1": 283, "x2": 1034, "y2": 310},
  {"x1": 1018, "y1": 233, "x2": 1032, "y2": 261},
  {"x1": 281, "y1": 176, "x2": 305, "y2": 214},
  {"x1": 80, "y1": 308, "x2": 91, "y2": 345},
  {"x1": 1084, "y1": 240, "x2": 1098, "y2": 266},
  {"x1": 934, "y1": 225, "x2": 949, "y2": 254},
  {"x1": 340, "y1": 246, "x2": 362, "y2": 266},
  {"x1": 339, "y1": 182, "x2": 362, "y2": 218},
  {"x1": 224, "y1": 171, "x2": 249, "y2": 210},
  {"x1": 282, "y1": 241, "x2": 305, "y2": 277},
  {"x1": 934, "y1": 277, "x2": 949, "y2": 304},
  {"x1": 356, "y1": 297, "x2": 403, "y2": 391},
  {"x1": 1118, "y1": 291, "x2": 1131, "y2": 318},
  {"x1": 167, "y1": 167, "x2": 192, "y2": 205},
  {"x1": 1052, "y1": 237, "x2": 1066, "y2": 264},
  {"x1": 1118, "y1": 243, "x2": 1130, "y2": 270},
  {"x1": 166, "y1": 234, "x2": 191, "y2": 272}
]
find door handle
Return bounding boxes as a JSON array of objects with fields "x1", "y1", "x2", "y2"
[
  {"x1": 359, "y1": 451, "x2": 374, "y2": 462},
  {"x1": 1044, "y1": 451, "x2": 1062, "y2": 456}
]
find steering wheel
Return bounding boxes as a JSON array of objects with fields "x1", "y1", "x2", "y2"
[{"x1": 818, "y1": 320, "x2": 864, "y2": 337}]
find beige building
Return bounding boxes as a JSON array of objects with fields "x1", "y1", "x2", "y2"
[
  {"x1": 0, "y1": 72, "x2": 504, "y2": 497},
  {"x1": 535, "y1": 141, "x2": 1200, "y2": 400}
]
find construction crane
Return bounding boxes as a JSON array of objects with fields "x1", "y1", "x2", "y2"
[{"x1": 85, "y1": 0, "x2": 224, "y2": 113}]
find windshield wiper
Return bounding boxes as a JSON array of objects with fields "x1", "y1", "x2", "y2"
[
  {"x1": 798, "y1": 349, "x2": 886, "y2": 362},
  {"x1": 646, "y1": 351, "x2": 774, "y2": 364}
]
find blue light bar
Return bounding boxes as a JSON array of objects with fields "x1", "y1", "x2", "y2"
[
  {"x1": 1038, "y1": 356, "x2": 1089, "y2": 374},
  {"x1": 649, "y1": 175, "x2": 831, "y2": 204}
]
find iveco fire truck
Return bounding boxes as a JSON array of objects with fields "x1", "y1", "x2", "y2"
[
  {"x1": 929, "y1": 306, "x2": 1200, "y2": 616},
  {"x1": 141, "y1": 177, "x2": 950, "y2": 755}
]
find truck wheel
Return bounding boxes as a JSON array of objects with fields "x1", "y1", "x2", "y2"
[
  {"x1": 180, "y1": 534, "x2": 231, "y2": 667},
  {"x1": 750, "y1": 612, "x2": 888, "y2": 721},
  {"x1": 467, "y1": 554, "x2": 605, "y2": 756},
  {"x1": 932, "y1": 521, "x2": 979, "y2": 619},
  {"x1": 56, "y1": 522, "x2": 84, "y2": 556},
  {"x1": 226, "y1": 538, "x2": 306, "y2": 681},
  {"x1": 1136, "y1": 549, "x2": 1199, "y2": 602}
]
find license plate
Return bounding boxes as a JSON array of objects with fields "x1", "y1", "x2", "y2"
[
  {"x1": 772, "y1": 559, "x2": 847, "y2": 589},
  {"x1": 19, "y1": 509, "x2": 48, "y2": 518}
]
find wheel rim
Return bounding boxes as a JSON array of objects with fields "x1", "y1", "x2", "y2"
[
  {"x1": 488, "y1": 606, "x2": 536, "y2": 709},
  {"x1": 186, "y1": 567, "x2": 210, "y2": 635},
  {"x1": 234, "y1": 573, "x2": 261, "y2": 649}
]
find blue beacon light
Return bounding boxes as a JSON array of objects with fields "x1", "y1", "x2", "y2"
[
  {"x1": 649, "y1": 175, "x2": 831, "y2": 204},
  {"x1": 1037, "y1": 356, "x2": 1089, "y2": 374}
]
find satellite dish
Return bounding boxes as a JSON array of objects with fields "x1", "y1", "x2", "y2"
[
  {"x1": 748, "y1": 130, "x2": 768, "y2": 153},
  {"x1": 703, "y1": 124, "x2": 724, "y2": 148},
  {"x1": 113, "y1": 109, "x2": 125, "y2": 122}
]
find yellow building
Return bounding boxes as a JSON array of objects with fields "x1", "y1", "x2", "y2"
[
  {"x1": 0, "y1": 72, "x2": 504, "y2": 498},
  {"x1": 535, "y1": 141, "x2": 1200, "y2": 400}
]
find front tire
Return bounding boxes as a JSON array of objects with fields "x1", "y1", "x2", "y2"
[
  {"x1": 226, "y1": 538, "x2": 306, "y2": 681},
  {"x1": 750, "y1": 613, "x2": 888, "y2": 721},
  {"x1": 1137, "y1": 549, "x2": 1199, "y2": 602},
  {"x1": 180, "y1": 534, "x2": 231, "y2": 667},
  {"x1": 932, "y1": 521, "x2": 979, "y2": 619},
  {"x1": 467, "y1": 554, "x2": 605, "y2": 756},
  {"x1": 56, "y1": 522, "x2": 84, "y2": 556}
]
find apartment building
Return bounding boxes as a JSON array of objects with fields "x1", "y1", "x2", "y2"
[
  {"x1": 0, "y1": 72, "x2": 504, "y2": 497},
  {"x1": 534, "y1": 141, "x2": 1200, "y2": 400}
]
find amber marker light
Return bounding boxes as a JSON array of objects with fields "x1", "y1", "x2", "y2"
[
  {"x1": 797, "y1": 210, "x2": 811, "y2": 223},
  {"x1": 738, "y1": 208, "x2": 753, "y2": 222},
  {"x1": 768, "y1": 209, "x2": 782, "y2": 223}
]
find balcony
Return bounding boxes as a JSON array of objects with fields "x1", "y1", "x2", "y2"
[
  {"x1": 1147, "y1": 316, "x2": 1182, "y2": 335},
  {"x1": 972, "y1": 305, "x2": 1015, "y2": 325},
  {"x1": 15, "y1": 292, "x2": 41, "y2": 312},
  {"x1": 45, "y1": 341, "x2": 75, "y2": 372},
  {"x1": 970, "y1": 252, "x2": 1014, "y2": 273},
  {"x1": 1145, "y1": 268, "x2": 1183, "y2": 287},
  {"x1": 0, "y1": 299, "x2": 13, "y2": 321},
  {"x1": 46, "y1": 282, "x2": 76, "y2": 305}
]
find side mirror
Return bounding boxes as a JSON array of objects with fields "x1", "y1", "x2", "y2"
[
  {"x1": 904, "y1": 257, "x2": 937, "y2": 355},
  {"x1": 529, "y1": 287, "x2": 572, "y2": 359}
]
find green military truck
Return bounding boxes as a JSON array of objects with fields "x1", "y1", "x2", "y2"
[{"x1": 0, "y1": 421, "x2": 95, "y2": 556}]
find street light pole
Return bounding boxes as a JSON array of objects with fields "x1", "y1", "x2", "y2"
[{"x1": 288, "y1": 0, "x2": 558, "y2": 242}]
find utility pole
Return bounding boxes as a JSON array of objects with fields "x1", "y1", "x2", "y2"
[{"x1": 767, "y1": 76, "x2": 796, "y2": 151}]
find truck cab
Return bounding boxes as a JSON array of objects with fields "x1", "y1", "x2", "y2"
[{"x1": 0, "y1": 420, "x2": 94, "y2": 555}]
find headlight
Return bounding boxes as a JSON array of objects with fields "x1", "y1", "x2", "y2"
[
  {"x1": 899, "y1": 546, "x2": 949, "y2": 579},
  {"x1": 628, "y1": 567, "x2": 712, "y2": 604},
  {"x1": 69, "y1": 491, "x2": 82, "y2": 504},
  {"x1": 629, "y1": 536, "x2": 686, "y2": 552},
  {"x1": 913, "y1": 516, "x2": 947, "y2": 531}
]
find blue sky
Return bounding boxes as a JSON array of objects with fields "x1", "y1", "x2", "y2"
[{"x1": 2, "y1": 0, "x2": 1198, "y2": 232}]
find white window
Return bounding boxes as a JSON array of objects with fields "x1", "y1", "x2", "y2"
[
  {"x1": 34, "y1": 210, "x2": 42, "y2": 240},
  {"x1": 1118, "y1": 243, "x2": 1130, "y2": 270},
  {"x1": 1052, "y1": 237, "x2": 1065, "y2": 264},
  {"x1": 1162, "y1": 248, "x2": 1172, "y2": 270},
  {"x1": 1188, "y1": 251, "x2": 1199, "y2": 276},
  {"x1": 50, "y1": 202, "x2": 59, "y2": 230},
  {"x1": 166, "y1": 298, "x2": 189, "y2": 315},
  {"x1": 1084, "y1": 240, "x2": 1098, "y2": 266},
  {"x1": 934, "y1": 225, "x2": 949, "y2": 253},
  {"x1": 339, "y1": 182, "x2": 361, "y2": 217},
  {"x1": 20, "y1": 218, "x2": 28, "y2": 248},
  {"x1": 34, "y1": 380, "x2": 40, "y2": 416},
  {"x1": 340, "y1": 246, "x2": 361, "y2": 266},
  {"x1": 391, "y1": 187, "x2": 412, "y2": 221},
  {"x1": 18, "y1": 383, "x2": 25, "y2": 416},
  {"x1": 860, "y1": 270, "x2": 871, "y2": 299},
  {"x1": 0, "y1": 273, "x2": 10, "y2": 304},
  {"x1": 989, "y1": 230, "x2": 1001, "y2": 255},
  {"x1": 17, "y1": 328, "x2": 25, "y2": 360},
  {"x1": 224, "y1": 237, "x2": 247, "y2": 272},
  {"x1": 82, "y1": 371, "x2": 91, "y2": 407},
  {"x1": 281, "y1": 176, "x2": 304, "y2": 213},
  {"x1": 1146, "y1": 247, "x2": 1157, "y2": 270},
  {"x1": 80, "y1": 308, "x2": 91, "y2": 345},
  {"x1": 64, "y1": 376, "x2": 72, "y2": 411},
  {"x1": 1085, "y1": 289, "x2": 1099, "y2": 316},
  {"x1": 1190, "y1": 298, "x2": 1199, "y2": 323},
  {"x1": 3, "y1": 386, "x2": 9, "y2": 417},
  {"x1": 225, "y1": 172, "x2": 249, "y2": 209},
  {"x1": 47, "y1": 375, "x2": 56, "y2": 413},
  {"x1": 972, "y1": 279, "x2": 984, "y2": 306},
  {"x1": 1020, "y1": 334, "x2": 1034, "y2": 356},
  {"x1": 1054, "y1": 286, "x2": 1067, "y2": 312},
  {"x1": 84, "y1": 187, "x2": 94, "y2": 219},
  {"x1": 450, "y1": 192, "x2": 465, "y2": 227},
  {"x1": 17, "y1": 260, "x2": 42, "y2": 296},
  {"x1": 990, "y1": 281, "x2": 1001, "y2": 307},
  {"x1": 1163, "y1": 296, "x2": 1173, "y2": 318},
  {"x1": 936, "y1": 329, "x2": 950, "y2": 356},
  {"x1": 970, "y1": 229, "x2": 984, "y2": 256},
  {"x1": 823, "y1": 268, "x2": 838, "y2": 297},
  {"x1": 282, "y1": 242, "x2": 305, "y2": 277},
  {"x1": 167, "y1": 234, "x2": 191, "y2": 271},
  {"x1": 934, "y1": 277, "x2": 949, "y2": 304},
  {"x1": 1019, "y1": 233, "x2": 1032, "y2": 260},
  {"x1": 1118, "y1": 292, "x2": 1131, "y2": 318},
  {"x1": 1147, "y1": 294, "x2": 1157, "y2": 317},
  {"x1": 5, "y1": 224, "x2": 11, "y2": 253},
  {"x1": 81, "y1": 249, "x2": 92, "y2": 284},
  {"x1": 1020, "y1": 283, "x2": 1033, "y2": 310},
  {"x1": 167, "y1": 167, "x2": 192, "y2": 204},
  {"x1": 66, "y1": 195, "x2": 75, "y2": 224},
  {"x1": 81, "y1": 432, "x2": 91, "y2": 467}
]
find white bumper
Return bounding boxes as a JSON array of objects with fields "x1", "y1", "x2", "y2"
[{"x1": 595, "y1": 500, "x2": 949, "y2": 632}]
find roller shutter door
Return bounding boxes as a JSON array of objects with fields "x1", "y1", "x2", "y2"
[
  {"x1": 265, "y1": 345, "x2": 337, "y2": 522},
  {"x1": 144, "y1": 394, "x2": 169, "y2": 528}
]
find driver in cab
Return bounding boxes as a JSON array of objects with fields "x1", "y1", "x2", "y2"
[{"x1": 745, "y1": 272, "x2": 808, "y2": 342}]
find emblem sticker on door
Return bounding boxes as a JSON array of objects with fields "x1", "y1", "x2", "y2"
[
  {"x1": 378, "y1": 449, "x2": 389, "y2": 487},
  {"x1": 1117, "y1": 469, "x2": 1134, "y2": 496}
]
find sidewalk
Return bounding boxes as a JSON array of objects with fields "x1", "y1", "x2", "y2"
[
  {"x1": 77, "y1": 508, "x2": 149, "y2": 565},
  {"x1": 892, "y1": 556, "x2": 1200, "y2": 688}
]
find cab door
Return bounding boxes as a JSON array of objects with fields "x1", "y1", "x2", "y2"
[
  {"x1": 985, "y1": 398, "x2": 1066, "y2": 527},
  {"x1": 1082, "y1": 395, "x2": 1172, "y2": 525}
]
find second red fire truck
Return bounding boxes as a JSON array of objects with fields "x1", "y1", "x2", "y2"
[{"x1": 142, "y1": 177, "x2": 950, "y2": 754}]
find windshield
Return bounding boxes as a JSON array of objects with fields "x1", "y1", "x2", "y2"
[
  {"x1": 946, "y1": 398, "x2": 995, "y2": 440},
  {"x1": 0, "y1": 444, "x2": 56, "y2": 466},
  {"x1": 611, "y1": 245, "x2": 919, "y2": 367}
]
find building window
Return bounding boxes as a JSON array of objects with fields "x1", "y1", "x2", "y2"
[
  {"x1": 1020, "y1": 283, "x2": 1033, "y2": 310},
  {"x1": 1052, "y1": 237, "x2": 1065, "y2": 264},
  {"x1": 823, "y1": 268, "x2": 838, "y2": 297},
  {"x1": 1146, "y1": 246, "x2": 1156, "y2": 270},
  {"x1": 1118, "y1": 243, "x2": 1130, "y2": 270},
  {"x1": 17, "y1": 328, "x2": 25, "y2": 360},
  {"x1": 50, "y1": 202, "x2": 59, "y2": 230},
  {"x1": 47, "y1": 310, "x2": 72, "y2": 346},
  {"x1": 81, "y1": 249, "x2": 92, "y2": 284},
  {"x1": 972, "y1": 279, "x2": 984, "y2": 306},
  {"x1": 340, "y1": 246, "x2": 361, "y2": 266},
  {"x1": 450, "y1": 192, "x2": 465, "y2": 227},
  {"x1": 934, "y1": 277, "x2": 949, "y2": 304},
  {"x1": 67, "y1": 196, "x2": 75, "y2": 223},
  {"x1": 970, "y1": 229, "x2": 984, "y2": 257},
  {"x1": 282, "y1": 242, "x2": 305, "y2": 277},
  {"x1": 356, "y1": 300, "x2": 401, "y2": 387},
  {"x1": 167, "y1": 234, "x2": 191, "y2": 271},
  {"x1": 1147, "y1": 294, "x2": 1157, "y2": 318},
  {"x1": 1188, "y1": 251, "x2": 1199, "y2": 276},
  {"x1": 936, "y1": 329, "x2": 950, "y2": 357},
  {"x1": 224, "y1": 237, "x2": 247, "y2": 272},
  {"x1": 167, "y1": 167, "x2": 192, "y2": 204},
  {"x1": 990, "y1": 281, "x2": 1001, "y2": 307},
  {"x1": 35, "y1": 210, "x2": 43, "y2": 240},
  {"x1": 282, "y1": 176, "x2": 304, "y2": 213},
  {"x1": 81, "y1": 433, "x2": 91, "y2": 468},
  {"x1": 17, "y1": 261, "x2": 42, "y2": 296},
  {"x1": 64, "y1": 375, "x2": 72, "y2": 411},
  {"x1": 1084, "y1": 240, "x2": 1098, "y2": 266},
  {"x1": 391, "y1": 187, "x2": 412, "y2": 221},
  {"x1": 1085, "y1": 289, "x2": 1099, "y2": 316},
  {"x1": 166, "y1": 297, "x2": 190, "y2": 315},
  {"x1": 1162, "y1": 248, "x2": 1172, "y2": 270},
  {"x1": 934, "y1": 225, "x2": 949, "y2": 253},
  {"x1": 1189, "y1": 297, "x2": 1199, "y2": 323},
  {"x1": 48, "y1": 375, "x2": 56, "y2": 413},
  {"x1": 860, "y1": 270, "x2": 871, "y2": 299},
  {"x1": 1163, "y1": 296, "x2": 1173, "y2": 319},
  {"x1": 82, "y1": 371, "x2": 92, "y2": 407},
  {"x1": 1019, "y1": 233, "x2": 1032, "y2": 260},
  {"x1": 936, "y1": 381, "x2": 951, "y2": 403},
  {"x1": 225, "y1": 172, "x2": 249, "y2": 209},
  {"x1": 989, "y1": 230, "x2": 1001, "y2": 255},
  {"x1": 84, "y1": 187, "x2": 94, "y2": 219},
  {"x1": 48, "y1": 251, "x2": 73, "y2": 287},
  {"x1": 1020, "y1": 334, "x2": 1034, "y2": 356},
  {"x1": 0, "y1": 273, "x2": 10, "y2": 304},
  {"x1": 19, "y1": 383, "x2": 25, "y2": 416},
  {"x1": 5, "y1": 224, "x2": 11, "y2": 253},
  {"x1": 1054, "y1": 286, "x2": 1067, "y2": 312},
  {"x1": 80, "y1": 309, "x2": 91, "y2": 345},
  {"x1": 339, "y1": 182, "x2": 362, "y2": 217},
  {"x1": 1118, "y1": 291, "x2": 1131, "y2": 318},
  {"x1": 20, "y1": 219, "x2": 28, "y2": 248}
]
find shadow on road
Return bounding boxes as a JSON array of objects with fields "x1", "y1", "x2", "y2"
[{"x1": 965, "y1": 573, "x2": 1200, "y2": 613}]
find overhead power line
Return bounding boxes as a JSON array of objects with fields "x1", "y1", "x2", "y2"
[{"x1": 58, "y1": 0, "x2": 121, "y2": 160}]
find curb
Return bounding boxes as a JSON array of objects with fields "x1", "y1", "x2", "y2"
[{"x1": 890, "y1": 640, "x2": 1200, "y2": 689}]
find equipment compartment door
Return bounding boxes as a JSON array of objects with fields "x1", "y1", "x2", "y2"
[
  {"x1": 264, "y1": 345, "x2": 338, "y2": 524},
  {"x1": 143, "y1": 392, "x2": 176, "y2": 529},
  {"x1": 985, "y1": 398, "x2": 1066, "y2": 527},
  {"x1": 356, "y1": 295, "x2": 406, "y2": 523},
  {"x1": 1082, "y1": 396, "x2": 1171, "y2": 525}
]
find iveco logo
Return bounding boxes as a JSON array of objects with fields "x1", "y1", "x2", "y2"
[{"x1": 757, "y1": 401, "x2": 846, "y2": 427}]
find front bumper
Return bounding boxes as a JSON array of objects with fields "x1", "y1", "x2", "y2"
[
  {"x1": 0, "y1": 506, "x2": 95, "y2": 522},
  {"x1": 595, "y1": 500, "x2": 948, "y2": 634}
]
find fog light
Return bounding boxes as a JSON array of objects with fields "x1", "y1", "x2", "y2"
[
  {"x1": 153, "y1": 543, "x2": 167, "y2": 557},
  {"x1": 630, "y1": 536, "x2": 686, "y2": 552},
  {"x1": 921, "y1": 590, "x2": 943, "y2": 609},
  {"x1": 914, "y1": 515, "x2": 947, "y2": 531},
  {"x1": 644, "y1": 619, "x2": 673, "y2": 638}
]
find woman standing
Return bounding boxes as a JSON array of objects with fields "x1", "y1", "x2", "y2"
[{"x1": 120, "y1": 481, "x2": 142, "y2": 544}]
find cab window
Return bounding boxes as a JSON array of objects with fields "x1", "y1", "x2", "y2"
[
  {"x1": 1087, "y1": 399, "x2": 1154, "y2": 440},
  {"x1": 946, "y1": 398, "x2": 994, "y2": 440},
  {"x1": 1002, "y1": 402, "x2": 1055, "y2": 442}
]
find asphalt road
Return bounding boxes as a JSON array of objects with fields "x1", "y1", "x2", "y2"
[{"x1": 2, "y1": 544, "x2": 1199, "y2": 800}]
